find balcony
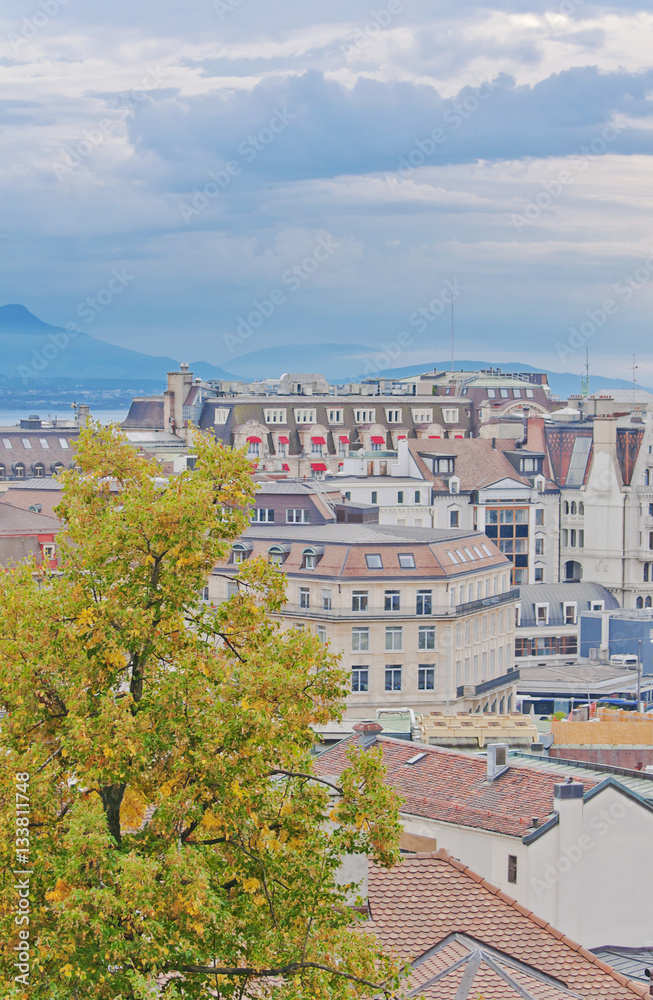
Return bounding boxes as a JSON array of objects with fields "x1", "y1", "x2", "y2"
[
  {"x1": 279, "y1": 588, "x2": 519, "y2": 621},
  {"x1": 457, "y1": 669, "x2": 520, "y2": 699}
]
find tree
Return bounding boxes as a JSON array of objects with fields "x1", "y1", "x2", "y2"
[{"x1": 0, "y1": 425, "x2": 404, "y2": 1000}]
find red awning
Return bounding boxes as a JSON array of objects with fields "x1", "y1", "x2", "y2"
[
  {"x1": 339, "y1": 435, "x2": 350, "y2": 443},
  {"x1": 428, "y1": 435, "x2": 441, "y2": 439},
  {"x1": 282, "y1": 463, "x2": 290, "y2": 471},
  {"x1": 247, "y1": 436, "x2": 262, "y2": 443},
  {"x1": 371, "y1": 435, "x2": 385, "y2": 444},
  {"x1": 454, "y1": 434, "x2": 464, "y2": 439},
  {"x1": 397, "y1": 434, "x2": 407, "y2": 440},
  {"x1": 278, "y1": 435, "x2": 289, "y2": 443},
  {"x1": 311, "y1": 462, "x2": 327, "y2": 471},
  {"x1": 311, "y1": 436, "x2": 326, "y2": 445}
]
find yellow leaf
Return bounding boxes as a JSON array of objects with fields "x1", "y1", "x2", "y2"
[{"x1": 242, "y1": 878, "x2": 259, "y2": 893}]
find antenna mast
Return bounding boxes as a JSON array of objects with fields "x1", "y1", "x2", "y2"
[
  {"x1": 632, "y1": 354, "x2": 638, "y2": 409},
  {"x1": 450, "y1": 297, "x2": 454, "y2": 378},
  {"x1": 581, "y1": 347, "x2": 590, "y2": 398}
]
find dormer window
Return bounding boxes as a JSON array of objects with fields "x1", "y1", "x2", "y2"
[
  {"x1": 449, "y1": 476, "x2": 460, "y2": 494},
  {"x1": 302, "y1": 546, "x2": 323, "y2": 570},
  {"x1": 520, "y1": 456, "x2": 543, "y2": 474},
  {"x1": 434, "y1": 457, "x2": 455, "y2": 474},
  {"x1": 536, "y1": 603, "x2": 549, "y2": 625},
  {"x1": 268, "y1": 544, "x2": 290, "y2": 566},
  {"x1": 231, "y1": 542, "x2": 253, "y2": 564}
]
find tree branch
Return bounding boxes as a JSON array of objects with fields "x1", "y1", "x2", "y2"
[
  {"x1": 170, "y1": 961, "x2": 387, "y2": 991},
  {"x1": 271, "y1": 770, "x2": 343, "y2": 794}
]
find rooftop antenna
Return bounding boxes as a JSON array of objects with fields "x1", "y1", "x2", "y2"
[
  {"x1": 581, "y1": 347, "x2": 590, "y2": 398},
  {"x1": 632, "y1": 354, "x2": 638, "y2": 409},
  {"x1": 450, "y1": 296, "x2": 455, "y2": 378}
]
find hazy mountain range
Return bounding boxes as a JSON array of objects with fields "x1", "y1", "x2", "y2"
[{"x1": 1, "y1": 305, "x2": 650, "y2": 404}]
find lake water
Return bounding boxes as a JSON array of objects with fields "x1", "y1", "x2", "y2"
[{"x1": 0, "y1": 408, "x2": 129, "y2": 427}]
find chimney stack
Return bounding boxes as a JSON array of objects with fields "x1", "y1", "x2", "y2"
[{"x1": 353, "y1": 721, "x2": 383, "y2": 750}]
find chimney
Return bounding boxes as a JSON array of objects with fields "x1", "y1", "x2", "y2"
[
  {"x1": 353, "y1": 721, "x2": 383, "y2": 750},
  {"x1": 592, "y1": 416, "x2": 617, "y2": 453},
  {"x1": 552, "y1": 780, "x2": 585, "y2": 940},
  {"x1": 487, "y1": 743, "x2": 509, "y2": 782}
]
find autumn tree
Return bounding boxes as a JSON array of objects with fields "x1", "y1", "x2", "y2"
[{"x1": 0, "y1": 425, "x2": 404, "y2": 1000}]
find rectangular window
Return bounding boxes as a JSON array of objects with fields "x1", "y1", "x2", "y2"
[
  {"x1": 398, "y1": 553, "x2": 416, "y2": 569},
  {"x1": 352, "y1": 627, "x2": 370, "y2": 651},
  {"x1": 414, "y1": 491, "x2": 421, "y2": 504},
  {"x1": 322, "y1": 589, "x2": 332, "y2": 610},
  {"x1": 418, "y1": 626, "x2": 436, "y2": 650},
  {"x1": 252, "y1": 508, "x2": 274, "y2": 523},
  {"x1": 232, "y1": 550, "x2": 246, "y2": 564},
  {"x1": 352, "y1": 667, "x2": 369, "y2": 692},
  {"x1": 317, "y1": 625, "x2": 327, "y2": 643},
  {"x1": 570, "y1": 529, "x2": 577, "y2": 547},
  {"x1": 385, "y1": 666, "x2": 402, "y2": 691},
  {"x1": 214, "y1": 408, "x2": 230, "y2": 424},
  {"x1": 365, "y1": 553, "x2": 383, "y2": 569},
  {"x1": 294, "y1": 409, "x2": 317, "y2": 423},
  {"x1": 299, "y1": 587, "x2": 310, "y2": 609},
  {"x1": 397, "y1": 491, "x2": 404, "y2": 504},
  {"x1": 227, "y1": 581, "x2": 239, "y2": 598},
  {"x1": 526, "y1": 388, "x2": 534, "y2": 398},
  {"x1": 535, "y1": 509, "x2": 544, "y2": 525},
  {"x1": 287, "y1": 509, "x2": 310, "y2": 523},
  {"x1": 371, "y1": 491, "x2": 378, "y2": 504},
  {"x1": 536, "y1": 604, "x2": 549, "y2": 625},
  {"x1": 416, "y1": 590, "x2": 432, "y2": 615},
  {"x1": 352, "y1": 591, "x2": 369, "y2": 612},
  {"x1": 327, "y1": 409, "x2": 343, "y2": 424},
  {"x1": 385, "y1": 626, "x2": 403, "y2": 650},
  {"x1": 411, "y1": 408, "x2": 433, "y2": 424},
  {"x1": 442, "y1": 408, "x2": 459, "y2": 423},
  {"x1": 385, "y1": 590, "x2": 400, "y2": 611},
  {"x1": 535, "y1": 538, "x2": 544, "y2": 555},
  {"x1": 487, "y1": 388, "x2": 496, "y2": 398},
  {"x1": 579, "y1": 530, "x2": 584, "y2": 548},
  {"x1": 264, "y1": 408, "x2": 287, "y2": 424},
  {"x1": 500, "y1": 389, "x2": 509, "y2": 398},
  {"x1": 508, "y1": 855, "x2": 518, "y2": 884},
  {"x1": 418, "y1": 665, "x2": 435, "y2": 691},
  {"x1": 534, "y1": 566, "x2": 544, "y2": 582},
  {"x1": 450, "y1": 510, "x2": 459, "y2": 527},
  {"x1": 564, "y1": 603, "x2": 577, "y2": 624},
  {"x1": 354, "y1": 409, "x2": 376, "y2": 423},
  {"x1": 385, "y1": 408, "x2": 402, "y2": 423}
]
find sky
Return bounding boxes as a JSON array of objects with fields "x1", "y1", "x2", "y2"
[{"x1": 1, "y1": 0, "x2": 653, "y2": 382}]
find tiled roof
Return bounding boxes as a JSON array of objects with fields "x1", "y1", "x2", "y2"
[
  {"x1": 315, "y1": 736, "x2": 596, "y2": 836},
  {"x1": 544, "y1": 426, "x2": 593, "y2": 488},
  {"x1": 0, "y1": 500, "x2": 60, "y2": 536},
  {"x1": 367, "y1": 852, "x2": 646, "y2": 998},
  {"x1": 405, "y1": 936, "x2": 582, "y2": 998},
  {"x1": 407, "y1": 437, "x2": 541, "y2": 492}
]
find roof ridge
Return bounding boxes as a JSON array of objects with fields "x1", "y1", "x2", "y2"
[{"x1": 412, "y1": 849, "x2": 649, "y2": 997}]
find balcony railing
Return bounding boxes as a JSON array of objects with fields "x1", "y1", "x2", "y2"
[
  {"x1": 457, "y1": 669, "x2": 520, "y2": 699},
  {"x1": 279, "y1": 588, "x2": 519, "y2": 621}
]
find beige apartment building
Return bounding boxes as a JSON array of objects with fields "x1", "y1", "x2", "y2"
[{"x1": 209, "y1": 523, "x2": 519, "y2": 717}]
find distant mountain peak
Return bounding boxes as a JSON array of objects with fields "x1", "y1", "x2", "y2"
[{"x1": 0, "y1": 304, "x2": 53, "y2": 331}]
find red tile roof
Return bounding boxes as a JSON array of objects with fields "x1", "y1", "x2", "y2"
[
  {"x1": 367, "y1": 852, "x2": 646, "y2": 998},
  {"x1": 315, "y1": 736, "x2": 596, "y2": 837}
]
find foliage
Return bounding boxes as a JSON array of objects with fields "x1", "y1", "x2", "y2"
[{"x1": 0, "y1": 425, "x2": 404, "y2": 999}]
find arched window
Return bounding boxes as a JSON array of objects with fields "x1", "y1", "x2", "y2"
[
  {"x1": 636, "y1": 597, "x2": 644, "y2": 609},
  {"x1": 579, "y1": 502, "x2": 584, "y2": 515},
  {"x1": 231, "y1": 542, "x2": 253, "y2": 565},
  {"x1": 0, "y1": 464, "x2": 5, "y2": 481},
  {"x1": 52, "y1": 462, "x2": 65, "y2": 475},
  {"x1": 646, "y1": 597, "x2": 652, "y2": 609},
  {"x1": 302, "y1": 546, "x2": 324, "y2": 570},
  {"x1": 14, "y1": 463, "x2": 25, "y2": 479},
  {"x1": 268, "y1": 544, "x2": 290, "y2": 567},
  {"x1": 564, "y1": 560, "x2": 582, "y2": 583},
  {"x1": 33, "y1": 463, "x2": 45, "y2": 478},
  {"x1": 571, "y1": 501, "x2": 577, "y2": 514}
]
